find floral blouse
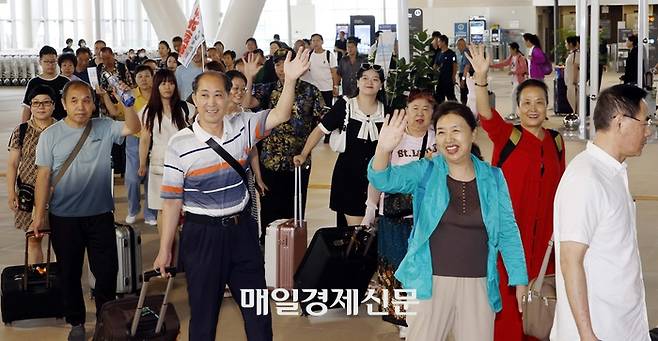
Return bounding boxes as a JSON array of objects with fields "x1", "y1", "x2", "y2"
[{"x1": 253, "y1": 79, "x2": 324, "y2": 171}]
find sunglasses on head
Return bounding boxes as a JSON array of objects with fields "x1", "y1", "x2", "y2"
[{"x1": 360, "y1": 63, "x2": 382, "y2": 71}]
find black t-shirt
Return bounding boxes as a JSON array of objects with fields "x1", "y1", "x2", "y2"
[
  {"x1": 22, "y1": 75, "x2": 70, "y2": 120},
  {"x1": 434, "y1": 49, "x2": 457, "y2": 83},
  {"x1": 335, "y1": 39, "x2": 347, "y2": 60}
]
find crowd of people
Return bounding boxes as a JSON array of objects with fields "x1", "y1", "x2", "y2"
[{"x1": 6, "y1": 29, "x2": 656, "y2": 341}]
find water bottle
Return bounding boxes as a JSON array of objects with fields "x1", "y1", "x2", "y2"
[{"x1": 102, "y1": 71, "x2": 135, "y2": 107}]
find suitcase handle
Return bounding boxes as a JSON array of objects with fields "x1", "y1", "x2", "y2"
[
  {"x1": 130, "y1": 267, "x2": 177, "y2": 337},
  {"x1": 23, "y1": 229, "x2": 54, "y2": 290},
  {"x1": 293, "y1": 166, "x2": 303, "y2": 227},
  {"x1": 143, "y1": 267, "x2": 177, "y2": 282}
]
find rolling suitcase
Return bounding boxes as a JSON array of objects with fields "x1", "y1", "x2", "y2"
[
  {"x1": 264, "y1": 166, "x2": 308, "y2": 290},
  {"x1": 90, "y1": 223, "x2": 143, "y2": 296},
  {"x1": 294, "y1": 225, "x2": 377, "y2": 315},
  {"x1": 1, "y1": 230, "x2": 64, "y2": 324},
  {"x1": 93, "y1": 267, "x2": 180, "y2": 341}
]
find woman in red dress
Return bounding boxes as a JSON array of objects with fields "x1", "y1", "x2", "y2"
[{"x1": 468, "y1": 45, "x2": 566, "y2": 341}]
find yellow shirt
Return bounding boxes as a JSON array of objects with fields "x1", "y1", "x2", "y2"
[{"x1": 132, "y1": 87, "x2": 150, "y2": 137}]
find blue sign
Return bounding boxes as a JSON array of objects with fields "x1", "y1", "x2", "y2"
[{"x1": 455, "y1": 23, "x2": 468, "y2": 39}]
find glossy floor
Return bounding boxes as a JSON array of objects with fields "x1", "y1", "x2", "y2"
[{"x1": 0, "y1": 70, "x2": 656, "y2": 341}]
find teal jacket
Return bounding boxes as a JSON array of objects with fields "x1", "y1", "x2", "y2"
[{"x1": 367, "y1": 155, "x2": 528, "y2": 312}]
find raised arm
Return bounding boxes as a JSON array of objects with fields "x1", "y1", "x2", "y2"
[
  {"x1": 242, "y1": 53, "x2": 264, "y2": 109},
  {"x1": 265, "y1": 47, "x2": 311, "y2": 130},
  {"x1": 465, "y1": 44, "x2": 493, "y2": 120}
]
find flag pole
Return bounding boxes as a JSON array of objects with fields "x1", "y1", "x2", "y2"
[{"x1": 201, "y1": 44, "x2": 206, "y2": 71}]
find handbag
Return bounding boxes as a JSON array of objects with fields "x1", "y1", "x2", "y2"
[
  {"x1": 16, "y1": 177, "x2": 35, "y2": 212},
  {"x1": 329, "y1": 96, "x2": 351, "y2": 153},
  {"x1": 522, "y1": 236, "x2": 556, "y2": 340},
  {"x1": 382, "y1": 133, "x2": 429, "y2": 218}
]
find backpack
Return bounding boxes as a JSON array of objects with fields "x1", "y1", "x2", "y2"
[
  {"x1": 497, "y1": 125, "x2": 563, "y2": 170},
  {"x1": 325, "y1": 50, "x2": 331, "y2": 65},
  {"x1": 541, "y1": 52, "x2": 553, "y2": 75}
]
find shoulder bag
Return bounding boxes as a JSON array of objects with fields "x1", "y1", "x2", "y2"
[
  {"x1": 522, "y1": 236, "x2": 556, "y2": 340},
  {"x1": 328, "y1": 96, "x2": 351, "y2": 153}
]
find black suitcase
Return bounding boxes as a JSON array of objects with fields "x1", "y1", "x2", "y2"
[
  {"x1": 93, "y1": 267, "x2": 179, "y2": 341},
  {"x1": 1, "y1": 230, "x2": 64, "y2": 324},
  {"x1": 294, "y1": 226, "x2": 377, "y2": 315}
]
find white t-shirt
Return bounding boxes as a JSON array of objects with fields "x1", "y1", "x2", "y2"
[
  {"x1": 551, "y1": 142, "x2": 649, "y2": 341},
  {"x1": 301, "y1": 49, "x2": 338, "y2": 92},
  {"x1": 379, "y1": 130, "x2": 437, "y2": 213}
]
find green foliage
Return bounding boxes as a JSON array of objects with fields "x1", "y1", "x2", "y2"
[
  {"x1": 385, "y1": 30, "x2": 438, "y2": 109},
  {"x1": 553, "y1": 27, "x2": 577, "y2": 64}
]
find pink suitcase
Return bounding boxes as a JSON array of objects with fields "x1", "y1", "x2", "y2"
[{"x1": 264, "y1": 166, "x2": 308, "y2": 290}]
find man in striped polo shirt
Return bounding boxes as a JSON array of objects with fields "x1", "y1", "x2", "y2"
[{"x1": 153, "y1": 47, "x2": 311, "y2": 341}]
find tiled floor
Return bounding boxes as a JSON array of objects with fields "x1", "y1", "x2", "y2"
[{"x1": 0, "y1": 70, "x2": 656, "y2": 341}]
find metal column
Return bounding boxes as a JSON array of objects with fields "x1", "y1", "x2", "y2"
[
  {"x1": 638, "y1": 0, "x2": 649, "y2": 86},
  {"x1": 590, "y1": 0, "x2": 600, "y2": 138},
  {"x1": 397, "y1": 0, "x2": 410, "y2": 61},
  {"x1": 577, "y1": 0, "x2": 588, "y2": 138}
]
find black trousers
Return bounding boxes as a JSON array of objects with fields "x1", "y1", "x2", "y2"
[
  {"x1": 320, "y1": 90, "x2": 334, "y2": 107},
  {"x1": 458, "y1": 72, "x2": 469, "y2": 104},
  {"x1": 435, "y1": 80, "x2": 457, "y2": 104},
  {"x1": 50, "y1": 211, "x2": 117, "y2": 326},
  {"x1": 259, "y1": 164, "x2": 310, "y2": 243},
  {"x1": 180, "y1": 212, "x2": 272, "y2": 341}
]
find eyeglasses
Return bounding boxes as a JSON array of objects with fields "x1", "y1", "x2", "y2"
[
  {"x1": 30, "y1": 100, "x2": 54, "y2": 108},
  {"x1": 618, "y1": 114, "x2": 654, "y2": 127},
  {"x1": 360, "y1": 63, "x2": 382, "y2": 72}
]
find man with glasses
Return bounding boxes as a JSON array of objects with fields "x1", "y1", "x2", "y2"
[
  {"x1": 21, "y1": 46, "x2": 70, "y2": 122},
  {"x1": 552, "y1": 84, "x2": 655, "y2": 341},
  {"x1": 252, "y1": 48, "x2": 324, "y2": 245}
]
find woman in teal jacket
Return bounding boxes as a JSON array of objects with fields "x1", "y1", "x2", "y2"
[{"x1": 368, "y1": 102, "x2": 528, "y2": 341}]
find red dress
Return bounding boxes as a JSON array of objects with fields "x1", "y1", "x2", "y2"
[{"x1": 480, "y1": 111, "x2": 566, "y2": 341}]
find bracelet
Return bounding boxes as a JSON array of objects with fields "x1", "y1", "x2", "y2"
[{"x1": 475, "y1": 82, "x2": 488, "y2": 87}]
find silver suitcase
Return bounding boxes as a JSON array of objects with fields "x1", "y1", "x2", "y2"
[{"x1": 89, "y1": 223, "x2": 143, "y2": 295}]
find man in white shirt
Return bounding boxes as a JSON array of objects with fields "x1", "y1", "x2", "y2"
[
  {"x1": 552, "y1": 84, "x2": 655, "y2": 341},
  {"x1": 301, "y1": 33, "x2": 339, "y2": 106}
]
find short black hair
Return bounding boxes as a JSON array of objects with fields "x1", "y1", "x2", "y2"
[
  {"x1": 94, "y1": 39, "x2": 106, "y2": 46},
  {"x1": 159, "y1": 40, "x2": 171, "y2": 50},
  {"x1": 516, "y1": 79, "x2": 549, "y2": 105},
  {"x1": 273, "y1": 34, "x2": 280, "y2": 40},
  {"x1": 206, "y1": 61, "x2": 225, "y2": 72},
  {"x1": 39, "y1": 45, "x2": 57, "y2": 59},
  {"x1": 311, "y1": 33, "x2": 323, "y2": 41},
  {"x1": 57, "y1": 53, "x2": 77, "y2": 68},
  {"x1": 75, "y1": 47, "x2": 91, "y2": 57},
  {"x1": 135, "y1": 64, "x2": 154, "y2": 76},
  {"x1": 254, "y1": 49, "x2": 264, "y2": 56},
  {"x1": 66, "y1": 38, "x2": 73, "y2": 44},
  {"x1": 223, "y1": 50, "x2": 236, "y2": 59},
  {"x1": 509, "y1": 42, "x2": 520, "y2": 51},
  {"x1": 627, "y1": 35, "x2": 638, "y2": 46},
  {"x1": 270, "y1": 41, "x2": 283, "y2": 49},
  {"x1": 214, "y1": 41, "x2": 224, "y2": 48},
  {"x1": 226, "y1": 70, "x2": 248, "y2": 85},
  {"x1": 593, "y1": 84, "x2": 647, "y2": 131},
  {"x1": 172, "y1": 36, "x2": 183, "y2": 43},
  {"x1": 78, "y1": 39, "x2": 86, "y2": 46},
  {"x1": 245, "y1": 37, "x2": 257, "y2": 45},
  {"x1": 438, "y1": 35, "x2": 449, "y2": 45},
  {"x1": 566, "y1": 36, "x2": 580, "y2": 46},
  {"x1": 192, "y1": 71, "x2": 232, "y2": 94},
  {"x1": 431, "y1": 31, "x2": 442, "y2": 38},
  {"x1": 27, "y1": 85, "x2": 57, "y2": 103},
  {"x1": 432, "y1": 101, "x2": 483, "y2": 160}
]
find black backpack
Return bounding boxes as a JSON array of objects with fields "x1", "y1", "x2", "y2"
[{"x1": 497, "y1": 125, "x2": 564, "y2": 169}]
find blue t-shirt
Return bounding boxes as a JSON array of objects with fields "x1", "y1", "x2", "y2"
[
  {"x1": 35, "y1": 118, "x2": 125, "y2": 217},
  {"x1": 434, "y1": 49, "x2": 457, "y2": 83},
  {"x1": 175, "y1": 63, "x2": 203, "y2": 100}
]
